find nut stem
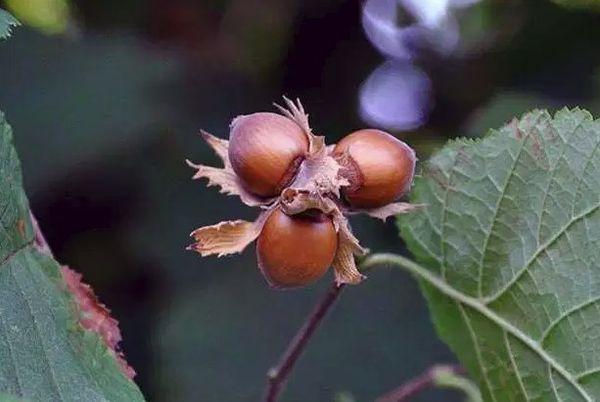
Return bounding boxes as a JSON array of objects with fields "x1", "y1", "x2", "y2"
[
  {"x1": 263, "y1": 282, "x2": 344, "y2": 402},
  {"x1": 375, "y1": 364, "x2": 470, "y2": 402}
]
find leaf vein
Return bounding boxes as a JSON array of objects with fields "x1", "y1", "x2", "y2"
[
  {"x1": 536, "y1": 114, "x2": 585, "y2": 245},
  {"x1": 483, "y1": 201, "x2": 600, "y2": 304},
  {"x1": 540, "y1": 295, "x2": 600, "y2": 344},
  {"x1": 476, "y1": 135, "x2": 530, "y2": 299},
  {"x1": 366, "y1": 254, "x2": 593, "y2": 402},
  {"x1": 576, "y1": 368, "x2": 600, "y2": 381},
  {"x1": 0, "y1": 304, "x2": 23, "y2": 396},
  {"x1": 440, "y1": 152, "x2": 462, "y2": 280},
  {"x1": 11, "y1": 253, "x2": 65, "y2": 401},
  {"x1": 0, "y1": 239, "x2": 33, "y2": 270},
  {"x1": 572, "y1": 123, "x2": 600, "y2": 218},
  {"x1": 458, "y1": 302, "x2": 498, "y2": 402},
  {"x1": 548, "y1": 365, "x2": 563, "y2": 402},
  {"x1": 504, "y1": 330, "x2": 530, "y2": 400}
]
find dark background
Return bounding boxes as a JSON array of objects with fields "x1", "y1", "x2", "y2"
[{"x1": 1, "y1": 0, "x2": 600, "y2": 401}]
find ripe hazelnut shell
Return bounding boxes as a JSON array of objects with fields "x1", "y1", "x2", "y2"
[
  {"x1": 333, "y1": 129, "x2": 416, "y2": 208},
  {"x1": 228, "y1": 112, "x2": 309, "y2": 197},
  {"x1": 256, "y1": 208, "x2": 338, "y2": 289}
]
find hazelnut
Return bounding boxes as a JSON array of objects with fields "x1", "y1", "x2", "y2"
[
  {"x1": 333, "y1": 129, "x2": 415, "y2": 208},
  {"x1": 257, "y1": 207, "x2": 338, "y2": 289},
  {"x1": 228, "y1": 113, "x2": 309, "y2": 197}
]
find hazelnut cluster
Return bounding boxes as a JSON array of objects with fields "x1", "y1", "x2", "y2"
[{"x1": 187, "y1": 98, "x2": 417, "y2": 289}]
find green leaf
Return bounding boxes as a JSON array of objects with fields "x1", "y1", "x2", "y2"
[
  {"x1": 0, "y1": 113, "x2": 144, "y2": 401},
  {"x1": 0, "y1": 393, "x2": 25, "y2": 402},
  {"x1": 0, "y1": 9, "x2": 19, "y2": 39},
  {"x1": 398, "y1": 108, "x2": 600, "y2": 401}
]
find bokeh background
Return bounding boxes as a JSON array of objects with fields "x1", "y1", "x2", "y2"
[{"x1": 1, "y1": 0, "x2": 600, "y2": 401}]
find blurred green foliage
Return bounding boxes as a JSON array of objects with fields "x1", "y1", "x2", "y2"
[{"x1": 5, "y1": 0, "x2": 70, "y2": 34}]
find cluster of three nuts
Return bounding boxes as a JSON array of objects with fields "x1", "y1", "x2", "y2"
[{"x1": 187, "y1": 99, "x2": 416, "y2": 289}]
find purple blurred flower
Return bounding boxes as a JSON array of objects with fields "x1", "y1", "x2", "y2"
[
  {"x1": 359, "y1": 0, "x2": 480, "y2": 130},
  {"x1": 361, "y1": 0, "x2": 461, "y2": 61},
  {"x1": 359, "y1": 60, "x2": 432, "y2": 131}
]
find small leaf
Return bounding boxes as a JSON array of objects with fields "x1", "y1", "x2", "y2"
[
  {"x1": 0, "y1": 9, "x2": 19, "y2": 40},
  {"x1": 0, "y1": 112, "x2": 144, "y2": 400},
  {"x1": 399, "y1": 108, "x2": 600, "y2": 401}
]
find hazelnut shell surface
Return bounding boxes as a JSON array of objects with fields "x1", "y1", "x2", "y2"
[
  {"x1": 333, "y1": 129, "x2": 415, "y2": 208},
  {"x1": 257, "y1": 208, "x2": 338, "y2": 289},
  {"x1": 228, "y1": 113, "x2": 309, "y2": 197}
]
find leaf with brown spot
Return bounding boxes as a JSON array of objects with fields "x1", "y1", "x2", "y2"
[
  {"x1": 0, "y1": 112, "x2": 143, "y2": 400},
  {"x1": 16, "y1": 218, "x2": 25, "y2": 238}
]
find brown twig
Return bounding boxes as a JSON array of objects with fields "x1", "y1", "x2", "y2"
[
  {"x1": 375, "y1": 364, "x2": 465, "y2": 402},
  {"x1": 263, "y1": 282, "x2": 345, "y2": 402}
]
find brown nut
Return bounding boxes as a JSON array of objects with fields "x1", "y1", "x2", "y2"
[
  {"x1": 228, "y1": 112, "x2": 309, "y2": 197},
  {"x1": 256, "y1": 207, "x2": 338, "y2": 289},
  {"x1": 333, "y1": 129, "x2": 416, "y2": 208}
]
